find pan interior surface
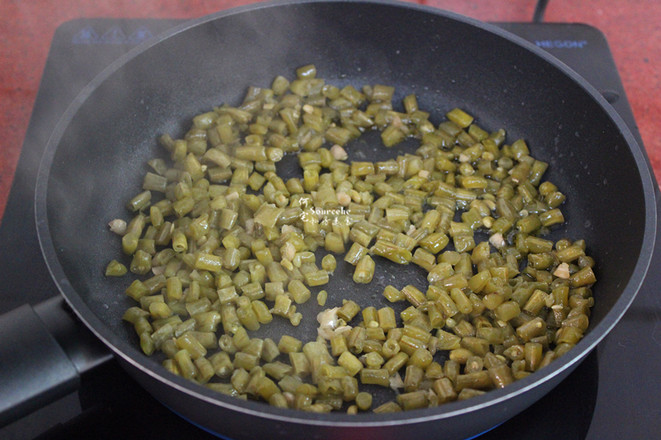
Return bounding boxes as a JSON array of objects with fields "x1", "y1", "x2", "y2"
[{"x1": 36, "y1": 0, "x2": 655, "y2": 436}]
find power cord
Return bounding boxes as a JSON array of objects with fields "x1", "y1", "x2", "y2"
[{"x1": 533, "y1": 0, "x2": 550, "y2": 22}]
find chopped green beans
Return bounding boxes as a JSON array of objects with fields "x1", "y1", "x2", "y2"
[{"x1": 108, "y1": 65, "x2": 596, "y2": 414}]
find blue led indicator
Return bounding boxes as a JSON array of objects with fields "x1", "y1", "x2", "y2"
[
  {"x1": 99, "y1": 26, "x2": 127, "y2": 44},
  {"x1": 128, "y1": 26, "x2": 154, "y2": 45},
  {"x1": 71, "y1": 26, "x2": 99, "y2": 44}
]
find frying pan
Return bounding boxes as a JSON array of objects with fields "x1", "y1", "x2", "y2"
[{"x1": 0, "y1": 0, "x2": 657, "y2": 439}]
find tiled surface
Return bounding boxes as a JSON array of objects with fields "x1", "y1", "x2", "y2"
[{"x1": 1, "y1": 0, "x2": 659, "y2": 220}]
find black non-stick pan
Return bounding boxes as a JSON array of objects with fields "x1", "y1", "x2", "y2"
[{"x1": 1, "y1": 0, "x2": 657, "y2": 439}]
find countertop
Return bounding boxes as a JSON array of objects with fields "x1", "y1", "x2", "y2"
[{"x1": 1, "y1": 0, "x2": 659, "y2": 222}]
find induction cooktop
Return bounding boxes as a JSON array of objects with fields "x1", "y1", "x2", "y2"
[{"x1": 1, "y1": 17, "x2": 659, "y2": 440}]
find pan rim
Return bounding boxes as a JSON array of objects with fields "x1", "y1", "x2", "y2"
[{"x1": 34, "y1": 0, "x2": 657, "y2": 429}]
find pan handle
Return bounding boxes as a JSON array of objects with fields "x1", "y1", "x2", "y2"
[{"x1": 0, "y1": 296, "x2": 112, "y2": 427}]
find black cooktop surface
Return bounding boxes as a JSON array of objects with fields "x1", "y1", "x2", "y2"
[{"x1": 1, "y1": 18, "x2": 659, "y2": 440}]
